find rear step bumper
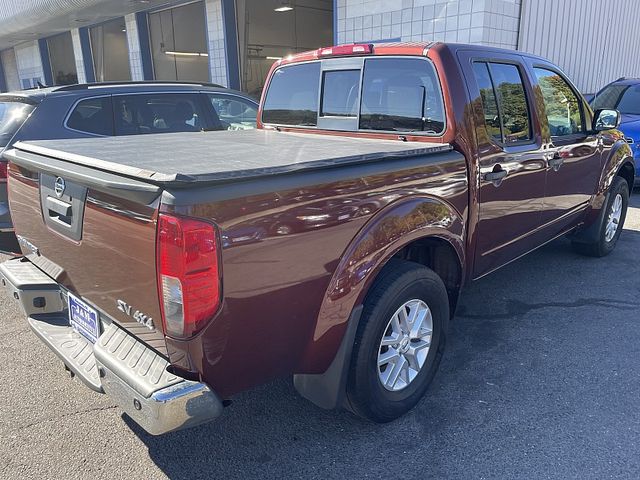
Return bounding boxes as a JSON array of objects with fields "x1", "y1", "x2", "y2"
[{"x1": 0, "y1": 257, "x2": 223, "y2": 435}]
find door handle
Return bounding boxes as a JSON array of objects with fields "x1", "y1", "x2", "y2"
[{"x1": 483, "y1": 168, "x2": 508, "y2": 186}]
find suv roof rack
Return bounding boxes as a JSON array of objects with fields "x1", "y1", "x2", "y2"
[{"x1": 54, "y1": 81, "x2": 226, "y2": 91}]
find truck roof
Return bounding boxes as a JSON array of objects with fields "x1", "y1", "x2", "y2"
[
  {"x1": 12, "y1": 130, "x2": 452, "y2": 186},
  {"x1": 275, "y1": 41, "x2": 550, "y2": 67}
]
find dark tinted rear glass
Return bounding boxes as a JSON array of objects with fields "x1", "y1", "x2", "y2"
[
  {"x1": 262, "y1": 62, "x2": 321, "y2": 126},
  {"x1": 0, "y1": 102, "x2": 35, "y2": 147},
  {"x1": 359, "y1": 58, "x2": 445, "y2": 133},
  {"x1": 67, "y1": 97, "x2": 113, "y2": 136}
]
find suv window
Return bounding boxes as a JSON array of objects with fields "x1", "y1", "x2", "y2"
[
  {"x1": 66, "y1": 97, "x2": 113, "y2": 136},
  {"x1": 473, "y1": 62, "x2": 532, "y2": 144},
  {"x1": 359, "y1": 58, "x2": 445, "y2": 133},
  {"x1": 534, "y1": 68, "x2": 583, "y2": 137},
  {"x1": 262, "y1": 62, "x2": 321, "y2": 126},
  {"x1": 113, "y1": 93, "x2": 206, "y2": 135},
  {"x1": 208, "y1": 94, "x2": 257, "y2": 130},
  {"x1": 591, "y1": 83, "x2": 640, "y2": 115},
  {"x1": 0, "y1": 102, "x2": 35, "y2": 147},
  {"x1": 321, "y1": 70, "x2": 360, "y2": 117}
]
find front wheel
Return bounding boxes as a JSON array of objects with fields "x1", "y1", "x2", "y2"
[
  {"x1": 572, "y1": 176, "x2": 629, "y2": 257},
  {"x1": 346, "y1": 260, "x2": 449, "y2": 423}
]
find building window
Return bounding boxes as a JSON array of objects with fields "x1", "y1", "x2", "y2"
[
  {"x1": 148, "y1": 1, "x2": 209, "y2": 82},
  {"x1": 47, "y1": 32, "x2": 78, "y2": 85},
  {"x1": 236, "y1": 0, "x2": 333, "y2": 97},
  {"x1": 89, "y1": 18, "x2": 131, "y2": 82}
]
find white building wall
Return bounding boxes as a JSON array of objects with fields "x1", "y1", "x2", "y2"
[
  {"x1": 1, "y1": 48, "x2": 21, "y2": 91},
  {"x1": 124, "y1": 13, "x2": 145, "y2": 81},
  {"x1": 518, "y1": 0, "x2": 640, "y2": 94},
  {"x1": 205, "y1": 0, "x2": 228, "y2": 87},
  {"x1": 70, "y1": 28, "x2": 87, "y2": 84},
  {"x1": 337, "y1": 0, "x2": 521, "y2": 48},
  {"x1": 14, "y1": 41, "x2": 45, "y2": 88}
]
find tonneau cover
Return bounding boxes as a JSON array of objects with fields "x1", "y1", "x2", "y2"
[{"x1": 12, "y1": 129, "x2": 451, "y2": 186}]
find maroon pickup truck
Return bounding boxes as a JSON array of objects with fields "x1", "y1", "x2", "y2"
[{"x1": 1, "y1": 42, "x2": 635, "y2": 434}]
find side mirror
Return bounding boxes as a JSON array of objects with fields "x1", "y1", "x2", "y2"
[{"x1": 593, "y1": 109, "x2": 621, "y2": 131}]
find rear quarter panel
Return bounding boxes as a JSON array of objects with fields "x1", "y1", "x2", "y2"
[{"x1": 163, "y1": 150, "x2": 468, "y2": 397}]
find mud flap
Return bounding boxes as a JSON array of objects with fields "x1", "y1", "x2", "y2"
[{"x1": 293, "y1": 305, "x2": 363, "y2": 410}]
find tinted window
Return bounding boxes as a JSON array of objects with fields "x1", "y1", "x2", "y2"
[
  {"x1": 534, "y1": 68, "x2": 583, "y2": 136},
  {"x1": 592, "y1": 83, "x2": 640, "y2": 115},
  {"x1": 321, "y1": 70, "x2": 360, "y2": 117},
  {"x1": 472, "y1": 62, "x2": 502, "y2": 143},
  {"x1": 262, "y1": 62, "x2": 321, "y2": 126},
  {"x1": 113, "y1": 93, "x2": 206, "y2": 136},
  {"x1": 360, "y1": 58, "x2": 445, "y2": 133},
  {"x1": 67, "y1": 97, "x2": 113, "y2": 136},
  {"x1": 489, "y1": 63, "x2": 531, "y2": 143},
  {"x1": 209, "y1": 94, "x2": 257, "y2": 130}
]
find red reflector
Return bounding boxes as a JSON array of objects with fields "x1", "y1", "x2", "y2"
[
  {"x1": 156, "y1": 214, "x2": 220, "y2": 338},
  {"x1": 318, "y1": 44, "x2": 373, "y2": 57},
  {"x1": 0, "y1": 161, "x2": 7, "y2": 181}
]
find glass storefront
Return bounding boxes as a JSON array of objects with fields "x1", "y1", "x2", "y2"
[
  {"x1": 236, "y1": 0, "x2": 333, "y2": 97},
  {"x1": 47, "y1": 32, "x2": 78, "y2": 85},
  {"x1": 149, "y1": 1, "x2": 209, "y2": 82},
  {"x1": 90, "y1": 18, "x2": 131, "y2": 82}
]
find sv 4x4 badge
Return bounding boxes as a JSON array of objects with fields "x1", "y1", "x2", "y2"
[{"x1": 116, "y1": 299, "x2": 154, "y2": 330}]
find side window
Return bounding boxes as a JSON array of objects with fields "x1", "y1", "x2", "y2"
[
  {"x1": 321, "y1": 70, "x2": 360, "y2": 117},
  {"x1": 208, "y1": 95, "x2": 257, "y2": 130},
  {"x1": 472, "y1": 62, "x2": 502, "y2": 143},
  {"x1": 489, "y1": 63, "x2": 532, "y2": 143},
  {"x1": 533, "y1": 68, "x2": 583, "y2": 137},
  {"x1": 66, "y1": 97, "x2": 113, "y2": 136},
  {"x1": 113, "y1": 93, "x2": 206, "y2": 136}
]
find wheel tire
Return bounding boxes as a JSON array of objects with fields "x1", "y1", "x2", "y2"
[
  {"x1": 572, "y1": 176, "x2": 629, "y2": 257},
  {"x1": 345, "y1": 259, "x2": 449, "y2": 423}
]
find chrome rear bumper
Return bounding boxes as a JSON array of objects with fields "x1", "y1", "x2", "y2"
[{"x1": 0, "y1": 257, "x2": 223, "y2": 435}]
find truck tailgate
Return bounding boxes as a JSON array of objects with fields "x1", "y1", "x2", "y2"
[{"x1": 5, "y1": 147, "x2": 167, "y2": 354}]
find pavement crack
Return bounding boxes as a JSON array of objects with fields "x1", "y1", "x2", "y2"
[{"x1": 458, "y1": 298, "x2": 640, "y2": 320}]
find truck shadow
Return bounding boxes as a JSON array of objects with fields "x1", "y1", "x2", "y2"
[{"x1": 131, "y1": 193, "x2": 640, "y2": 479}]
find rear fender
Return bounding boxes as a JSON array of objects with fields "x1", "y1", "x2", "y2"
[{"x1": 293, "y1": 196, "x2": 464, "y2": 408}]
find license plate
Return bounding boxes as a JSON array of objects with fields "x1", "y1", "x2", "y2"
[{"x1": 68, "y1": 292, "x2": 100, "y2": 343}]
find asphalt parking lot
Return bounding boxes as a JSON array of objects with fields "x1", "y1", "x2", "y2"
[{"x1": 1, "y1": 192, "x2": 639, "y2": 480}]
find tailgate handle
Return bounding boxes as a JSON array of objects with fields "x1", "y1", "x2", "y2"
[{"x1": 46, "y1": 196, "x2": 72, "y2": 217}]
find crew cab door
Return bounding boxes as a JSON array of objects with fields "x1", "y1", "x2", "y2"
[
  {"x1": 526, "y1": 62, "x2": 602, "y2": 232},
  {"x1": 458, "y1": 51, "x2": 548, "y2": 278}
]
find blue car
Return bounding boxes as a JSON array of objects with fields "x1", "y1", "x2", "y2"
[{"x1": 591, "y1": 78, "x2": 640, "y2": 186}]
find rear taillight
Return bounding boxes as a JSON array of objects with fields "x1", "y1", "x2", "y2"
[
  {"x1": 156, "y1": 214, "x2": 220, "y2": 338},
  {"x1": 0, "y1": 161, "x2": 7, "y2": 181}
]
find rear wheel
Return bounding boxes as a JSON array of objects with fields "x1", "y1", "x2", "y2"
[
  {"x1": 346, "y1": 259, "x2": 448, "y2": 423},
  {"x1": 572, "y1": 176, "x2": 629, "y2": 257}
]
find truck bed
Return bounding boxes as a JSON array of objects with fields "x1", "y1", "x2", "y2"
[{"x1": 13, "y1": 129, "x2": 452, "y2": 186}]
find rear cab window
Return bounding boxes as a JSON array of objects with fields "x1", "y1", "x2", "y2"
[
  {"x1": 0, "y1": 101, "x2": 36, "y2": 147},
  {"x1": 262, "y1": 56, "x2": 445, "y2": 135}
]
